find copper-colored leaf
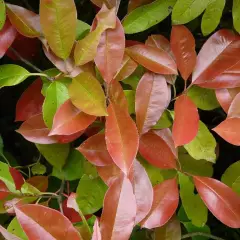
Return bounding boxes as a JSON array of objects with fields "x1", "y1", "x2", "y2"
[
  {"x1": 77, "y1": 133, "x2": 113, "y2": 167},
  {"x1": 90, "y1": 0, "x2": 119, "y2": 10},
  {"x1": 170, "y1": 25, "x2": 196, "y2": 80},
  {"x1": 15, "y1": 79, "x2": 44, "y2": 122},
  {"x1": 146, "y1": 35, "x2": 172, "y2": 55},
  {"x1": 26, "y1": 176, "x2": 48, "y2": 192},
  {"x1": 55, "y1": 131, "x2": 84, "y2": 144},
  {"x1": 63, "y1": 198, "x2": 82, "y2": 223},
  {"x1": 9, "y1": 168, "x2": 24, "y2": 191},
  {"x1": 17, "y1": 114, "x2": 58, "y2": 144},
  {"x1": 194, "y1": 176, "x2": 240, "y2": 228},
  {"x1": 0, "y1": 225, "x2": 22, "y2": 240},
  {"x1": 192, "y1": 29, "x2": 240, "y2": 88},
  {"x1": 105, "y1": 102, "x2": 139, "y2": 174},
  {"x1": 228, "y1": 92, "x2": 240, "y2": 118},
  {"x1": 125, "y1": 44, "x2": 177, "y2": 74},
  {"x1": 172, "y1": 95, "x2": 199, "y2": 147},
  {"x1": 97, "y1": 164, "x2": 121, "y2": 186},
  {"x1": 136, "y1": 72, "x2": 169, "y2": 134},
  {"x1": 92, "y1": 218, "x2": 101, "y2": 240},
  {"x1": 100, "y1": 174, "x2": 137, "y2": 240},
  {"x1": 141, "y1": 178, "x2": 179, "y2": 229},
  {"x1": 128, "y1": 0, "x2": 153, "y2": 12},
  {"x1": 0, "y1": 180, "x2": 10, "y2": 200},
  {"x1": 15, "y1": 204, "x2": 81, "y2": 239}
]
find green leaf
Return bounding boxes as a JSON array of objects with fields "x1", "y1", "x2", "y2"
[
  {"x1": 233, "y1": 176, "x2": 240, "y2": 195},
  {"x1": 233, "y1": 0, "x2": 240, "y2": 34},
  {"x1": 76, "y1": 175, "x2": 107, "y2": 215},
  {"x1": 123, "y1": 0, "x2": 177, "y2": 34},
  {"x1": 7, "y1": 217, "x2": 28, "y2": 240},
  {"x1": 201, "y1": 0, "x2": 225, "y2": 36},
  {"x1": 183, "y1": 222, "x2": 211, "y2": 240},
  {"x1": 43, "y1": 81, "x2": 69, "y2": 128},
  {"x1": 31, "y1": 163, "x2": 47, "y2": 175},
  {"x1": 152, "y1": 110, "x2": 172, "y2": 129},
  {"x1": 76, "y1": 20, "x2": 90, "y2": 40},
  {"x1": 187, "y1": 85, "x2": 219, "y2": 111},
  {"x1": 0, "y1": 65, "x2": 30, "y2": 88},
  {"x1": 0, "y1": 0, "x2": 6, "y2": 30},
  {"x1": 184, "y1": 121, "x2": 217, "y2": 163},
  {"x1": 69, "y1": 72, "x2": 107, "y2": 116},
  {"x1": 0, "y1": 161, "x2": 16, "y2": 192},
  {"x1": 178, "y1": 172, "x2": 208, "y2": 227},
  {"x1": 172, "y1": 0, "x2": 211, "y2": 24},
  {"x1": 36, "y1": 143, "x2": 70, "y2": 170},
  {"x1": 124, "y1": 90, "x2": 135, "y2": 114}
]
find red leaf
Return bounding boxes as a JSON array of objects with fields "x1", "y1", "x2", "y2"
[
  {"x1": 105, "y1": 102, "x2": 139, "y2": 174},
  {"x1": 15, "y1": 79, "x2": 44, "y2": 122},
  {"x1": 194, "y1": 176, "x2": 240, "y2": 228},
  {"x1": 49, "y1": 100, "x2": 96, "y2": 136},
  {"x1": 17, "y1": 114, "x2": 58, "y2": 144},
  {"x1": 192, "y1": 30, "x2": 240, "y2": 88},
  {"x1": 97, "y1": 164, "x2": 121, "y2": 186},
  {"x1": 125, "y1": 44, "x2": 177, "y2": 75},
  {"x1": 136, "y1": 72, "x2": 169, "y2": 134},
  {"x1": 15, "y1": 204, "x2": 81, "y2": 240},
  {"x1": 170, "y1": 25, "x2": 196, "y2": 81},
  {"x1": 228, "y1": 92, "x2": 240, "y2": 118},
  {"x1": 213, "y1": 118, "x2": 240, "y2": 146},
  {"x1": 0, "y1": 180, "x2": 10, "y2": 200},
  {"x1": 129, "y1": 160, "x2": 153, "y2": 224},
  {"x1": 0, "y1": 19, "x2": 17, "y2": 58},
  {"x1": 9, "y1": 167, "x2": 25, "y2": 190},
  {"x1": 92, "y1": 218, "x2": 101, "y2": 240},
  {"x1": 172, "y1": 95, "x2": 199, "y2": 147},
  {"x1": 141, "y1": 178, "x2": 179, "y2": 229},
  {"x1": 0, "y1": 225, "x2": 22, "y2": 240},
  {"x1": 26, "y1": 176, "x2": 48, "y2": 192},
  {"x1": 126, "y1": 40, "x2": 141, "y2": 47},
  {"x1": 55, "y1": 131, "x2": 84, "y2": 144},
  {"x1": 77, "y1": 133, "x2": 113, "y2": 166},
  {"x1": 100, "y1": 174, "x2": 136, "y2": 240},
  {"x1": 139, "y1": 131, "x2": 177, "y2": 169},
  {"x1": 95, "y1": 18, "x2": 125, "y2": 83}
]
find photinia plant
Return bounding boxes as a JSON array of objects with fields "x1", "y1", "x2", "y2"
[{"x1": 0, "y1": 0, "x2": 239, "y2": 239}]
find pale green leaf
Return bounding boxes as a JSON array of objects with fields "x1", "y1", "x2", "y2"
[
  {"x1": 124, "y1": 90, "x2": 135, "y2": 114},
  {"x1": 76, "y1": 20, "x2": 90, "y2": 40},
  {"x1": 0, "y1": 161, "x2": 16, "y2": 192},
  {"x1": 7, "y1": 217, "x2": 28, "y2": 240},
  {"x1": 233, "y1": 0, "x2": 240, "y2": 34},
  {"x1": 20, "y1": 182, "x2": 40, "y2": 195},
  {"x1": 31, "y1": 163, "x2": 47, "y2": 175},
  {"x1": 0, "y1": 0, "x2": 6, "y2": 30},
  {"x1": 123, "y1": 0, "x2": 177, "y2": 34},
  {"x1": 152, "y1": 110, "x2": 172, "y2": 129},
  {"x1": 184, "y1": 121, "x2": 217, "y2": 163}
]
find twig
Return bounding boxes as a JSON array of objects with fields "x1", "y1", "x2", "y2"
[
  {"x1": 57, "y1": 179, "x2": 65, "y2": 214},
  {"x1": 181, "y1": 232, "x2": 226, "y2": 240}
]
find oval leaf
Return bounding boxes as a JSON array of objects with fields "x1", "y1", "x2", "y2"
[
  {"x1": 26, "y1": 176, "x2": 48, "y2": 192},
  {"x1": 9, "y1": 168, "x2": 24, "y2": 191},
  {"x1": 0, "y1": 225, "x2": 22, "y2": 240},
  {"x1": 97, "y1": 164, "x2": 121, "y2": 186},
  {"x1": 228, "y1": 92, "x2": 240, "y2": 118},
  {"x1": 0, "y1": 180, "x2": 10, "y2": 200}
]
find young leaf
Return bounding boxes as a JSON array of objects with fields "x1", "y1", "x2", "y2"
[
  {"x1": 201, "y1": 0, "x2": 225, "y2": 36},
  {"x1": 40, "y1": 0, "x2": 77, "y2": 59},
  {"x1": 49, "y1": 99, "x2": 96, "y2": 136},
  {"x1": 43, "y1": 81, "x2": 69, "y2": 128},
  {"x1": 152, "y1": 110, "x2": 172, "y2": 130},
  {"x1": 36, "y1": 143, "x2": 70, "y2": 170},
  {"x1": 77, "y1": 133, "x2": 113, "y2": 167},
  {"x1": 136, "y1": 72, "x2": 169, "y2": 134},
  {"x1": 126, "y1": 45, "x2": 177, "y2": 75},
  {"x1": 170, "y1": 25, "x2": 196, "y2": 81},
  {"x1": 233, "y1": 0, "x2": 240, "y2": 34},
  {"x1": 15, "y1": 204, "x2": 81, "y2": 239},
  {"x1": 124, "y1": 90, "x2": 135, "y2": 115},
  {"x1": 172, "y1": 0, "x2": 211, "y2": 24},
  {"x1": 228, "y1": 92, "x2": 240, "y2": 118},
  {"x1": 105, "y1": 102, "x2": 139, "y2": 174},
  {"x1": 69, "y1": 72, "x2": 107, "y2": 116},
  {"x1": 76, "y1": 175, "x2": 107, "y2": 215},
  {"x1": 92, "y1": 218, "x2": 101, "y2": 240},
  {"x1": 0, "y1": 19, "x2": 17, "y2": 58},
  {"x1": 55, "y1": 131, "x2": 84, "y2": 144},
  {"x1": 9, "y1": 168, "x2": 24, "y2": 191},
  {"x1": 100, "y1": 174, "x2": 136, "y2": 240},
  {"x1": 172, "y1": 95, "x2": 199, "y2": 147},
  {"x1": 15, "y1": 79, "x2": 44, "y2": 122},
  {"x1": 6, "y1": 4, "x2": 41, "y2": 38},
  {"x1": 17, "y1": 114, "x2": 58, "y2": 144},
  {"x1": 194, "y1": 176, "x2": 240, "y2": 228},
  {"x1": 26, "y1": 176, "x2": 48, "y2": 192},
  {"x1": 0, "y1": 64, "x2": 30, "y2": 88},
  {"x1": 141, "y1": 178, "x2": 179, "y2": 229},
  {"x1": 192, "y1": 30, "x2": 240, "y2": 88},
  {"x1": 0, "y1": 225, "x2": 22, "y2": 240},
  {"x1": 123, "y1": 0, "x2": 177, "y2": 34},
  {"x1": 76, "y1": 20, "x2": 90, "y2": 41},
  {"x1": 7, "y1": 217, "x2": 28, "y2": 240},
  {"x1": 97, "y1": 164, "x2": 121, "y2": 186},
  {"x1": 95, "y1": 18, "x2": 125, "y2": 83},
  {"x1": 0, "y1": 180, "x2": 10, "y2": 200},
  {"x1": 139, "y1": 131, "x2": 177, "y2": 169}
]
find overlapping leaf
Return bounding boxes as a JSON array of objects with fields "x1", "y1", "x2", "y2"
[
  {"x1": 97, "y1": 164, "x2": 121, "y2": 186},
  {"x1": 228, "y1": 92, "x2": 240, "y2": 118},
  {"x1": 92, "y1": 218, "x2": 101, "y2": 240},
  {"x1": 233, "y1": 0, "x2": 240, "y2": 34},
  {"x1": 0, "y1": 225, "x2": 22, "y2": 240},
  {"x1": 9, "y1": 168, "x2": 24, "y2": 191},
  {"x1": 0, "y1": 0, "x2": 6, "y2": 30}
]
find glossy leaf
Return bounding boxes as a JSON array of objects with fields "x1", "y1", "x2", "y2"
[
  {"x1": 100, "y1": 174, "x2": 136, "y2": 240},
  {"x1": 0, "y1": 64, "x2": 30, "y2": 88},
  {"x1": 128, "y1": 0, "x2": 153, "y2": 12},
  {"x1": 192, "y1": 30, "x2": 240, "y2": 88},
  {"x1": 0, "y1": 225, "x2": 22, "y2": 240},
  {"x1": 31, "y1": 162, "x2": 47, "y2": 175},
  {"x1": 40, "y1": 0, "x2": 77, "y2": 59},
  {"x1": 17, "y1": 114, "x2": 58, "y2": 144},
  {"x1": 76, "y1": 175, "x2": 107, "y2": 215},
  {"x1": 26, "y1": 176, "x2": 48, "y2": 192},
  {"x1": 7, "y1": 4, "x2": 41, "y2": 37},
  {"x1": 124, "y1": 90, "x2": 135, "y2": 114},
  {"x1": 0, "y1": 180, "x2": 10, "y2": 200},
  {"x1": 76, "y1": 20, "x2": 90, "y2": 40},
  {"x1": 228, "y1": 92, "x2": 240, "y2": 118},
  {"x1": 123, "y1": 0, "x2": 176, "y2": 34},
  {"x1": 15, "y1": 204, "x2": 81, "y2": 239},
  {"x1": 97, "y1": 164, "x2": 121, "y2": 186},
  {"x1": 36, "y1": 143, "x2": 70, "y2": 170},
  {"x1": 233, "y1": 0, "x2": 240, "y2": 34},
  {"x1": 172, "y1": 95, "x2": 199, "y2": 147},
  {"x1": 9, "y1": 168, "x2": 24, "y2": 191},
  {"x1": 141, "y1": 178, "x2": 179, "y2": 229},
  {"x1": 201, "y1": 0, "x2": 225, "y2": 36},
  {"x1": 69, "y1": 72, "x2": 107, "y2": 116},
  {"x1": 15, "y1": 79, "x2": 44, "y2": 122},
  {"x1": 194, "y1": 176, "x2": 240, "y2": 228},
  {"x1": 170, "y1": 25, "x2": 196, "y2": 80},
  {"x1": 139, "y1": 131, "x2": 177, "y2": 169},
  {"x1": 126, "y1": 44, "x2": 177, "y2": 75},
  {"x1": 77, "y1": 133, "x2": 113, "y2": 167},
  {"x1": 92, "y1": 218, "x2": 101, "y2": 240},
  {"x1": 0, "y1": 19, "x2": 17, "y2": 58},
  {"x1": 0, "y1": 0, "x2": 5, "y2": 30},
  {"x1": 105, "y1": 102, "x2": 139, "y2": 174},
  {"x1": 152, "y1": 110, "x2": 172, "y2": 130},
  {"x1": 7, "y1": 217, "x2": 28, "y2": 240}
]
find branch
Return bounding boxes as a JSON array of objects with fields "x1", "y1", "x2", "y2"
[
  {"x1": 57, "y1": 179, "x2": 65, "y2": 214},
  {"x1": 181, "y1": 232, "x2": 226, "y2": 240}
]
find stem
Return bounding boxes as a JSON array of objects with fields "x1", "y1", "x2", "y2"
[
  {"x1": 0, "y1": 154, "x2": 10, "y2": 166},
  {"x1": 28, "y1": 73, "x2": 51, "y2": 78},
  {"x1": 181, "y1": 232, "x2": 226, "y2": 240},
  {"x1": 172, "y1": 84, "x2": 177, "y2": 99},
  {"x1": 57, "y1": 179, "x2": 65, "y2": 214},
  {"x1": 77, "y1": 207, "x2": 91, "y2": 237}
]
